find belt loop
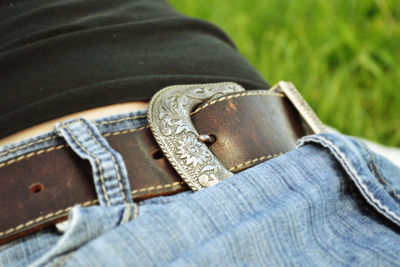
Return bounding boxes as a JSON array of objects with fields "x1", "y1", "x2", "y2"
[{"x1": 55, "y1": 118, "x2": 133, "y2": 206}]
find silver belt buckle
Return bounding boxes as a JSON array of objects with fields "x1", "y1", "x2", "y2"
[{"x1": 147, "y1": 81, "x2": 325, "y2": 191}]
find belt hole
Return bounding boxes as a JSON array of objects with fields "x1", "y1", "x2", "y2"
[
  {"x1": 29, "y1": 183, "x2": 44, "y2": 194},
  {"x1": 152, "y1": 149, "x2": 164, "y2": 160}
]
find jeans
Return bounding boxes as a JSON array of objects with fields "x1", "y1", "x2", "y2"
[{"x1": 1, "y1": 110, "x2": 400, "y2": 266}]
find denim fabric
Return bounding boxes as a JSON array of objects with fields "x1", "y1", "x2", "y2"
[{"x1": 1, "y1": 111, "x2": 400, "y2": 266}]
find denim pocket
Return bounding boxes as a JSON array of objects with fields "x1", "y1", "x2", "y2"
[{"x1": 298, "y1": 133, "x2": 400, "y2": 228}]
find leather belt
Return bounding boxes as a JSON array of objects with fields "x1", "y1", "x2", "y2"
[{"x1": 0, "y1": 81, "x2": 325, "y2": 245}]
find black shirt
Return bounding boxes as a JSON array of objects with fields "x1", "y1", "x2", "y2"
[{"x1": 0, "y1": 0, "x2": 268, "y2": 139}]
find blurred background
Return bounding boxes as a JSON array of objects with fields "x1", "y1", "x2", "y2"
[{"x1": 169, "y1": 0, "x2": 400, "y2": 147}]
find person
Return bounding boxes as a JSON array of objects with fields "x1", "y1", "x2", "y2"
[{"x1": 1, "y1": 0, "x2": 400, "y2": 266}]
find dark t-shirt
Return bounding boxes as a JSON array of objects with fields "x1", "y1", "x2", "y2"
[{"x1": 0, "y1": 0, "x2": 269, "y2": 139}]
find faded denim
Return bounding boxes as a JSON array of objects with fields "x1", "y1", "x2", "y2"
[{"x1": 1, "y1": 110, "x2": 400, "y2": 266}]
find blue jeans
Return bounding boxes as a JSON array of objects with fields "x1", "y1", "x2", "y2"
[{"x1": 1, "y1": 110, "x2": 400, "y2": 266}]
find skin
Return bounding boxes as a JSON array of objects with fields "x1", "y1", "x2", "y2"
[{"x1": 0, "y1": 101, "x2": 149, "y2": 147}]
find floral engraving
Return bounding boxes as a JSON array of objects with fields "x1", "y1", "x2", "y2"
[
  {"x1": 176, "y1": 135, "x2": 210, "y2": 167},
  {"x1": 148, "y1": 82, "x2": 245, "y2": 191}
]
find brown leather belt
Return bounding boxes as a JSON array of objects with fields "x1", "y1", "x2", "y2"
[{"x1": 0, "y1": 81, "x2": 325, "y2": 245}]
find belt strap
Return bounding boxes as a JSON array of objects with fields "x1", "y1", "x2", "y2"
[{"x1": 0, "y1": 90, "x2": 305, "y2": 244}]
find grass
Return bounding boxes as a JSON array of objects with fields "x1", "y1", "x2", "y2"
[{"x1": 169, "y1": 0, "x2": 400, "y2": 147}]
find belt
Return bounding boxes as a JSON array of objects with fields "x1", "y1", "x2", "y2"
[{"x1": 0, "y1": 81, "x2": 325, "y2": 244}]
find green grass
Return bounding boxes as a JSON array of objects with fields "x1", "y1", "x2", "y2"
[{"x1": 169, "y1": 0, "x2": 400, "y2": 147}]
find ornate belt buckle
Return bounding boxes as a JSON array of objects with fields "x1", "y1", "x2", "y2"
[{"x1": 147, "y1": 81, "x2": 325, "y2": 191}]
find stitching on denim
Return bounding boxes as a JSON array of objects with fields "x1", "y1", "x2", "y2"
[
  {"x1": 0, "y1": 135, "x2": 58, "y2": 158},
  {"x1": 191, "y1": 91, "x2": 284, "y2": 115},
  {"x1": 229, "y1": 152, "x2": 285, "y2": 172},
  {"x1": 122, "y1": 204, "x2": 132, "y2": 223},
  {"x1": 299, "y1": 135, "x2": 400, "y2": 224},
  {"x1": 61, "y1": 122, "x2": 111, "y2": 206},
  {"x1": 133, "y1": 204, "x2": 139, "y2": 220},
  {"x1": 360, "y1": 141, "x2": 400, "y2": 203},
  {"x1": 94, "y1": 114, "x2": 147, "y2": 127},
  {"x1": 0, "y1": 182, "x2": 182, "y2": 238},
  {"x1": 124, "y1": 203, "x2": 138, "y2": 222},
  {"x1": 79, "y1": 119, "x2": 128, "y2": 205}
]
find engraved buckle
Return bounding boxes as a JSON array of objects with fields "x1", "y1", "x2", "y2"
[{"x1": 147, "y1": 81, "x2": 325, "y2": 191}]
